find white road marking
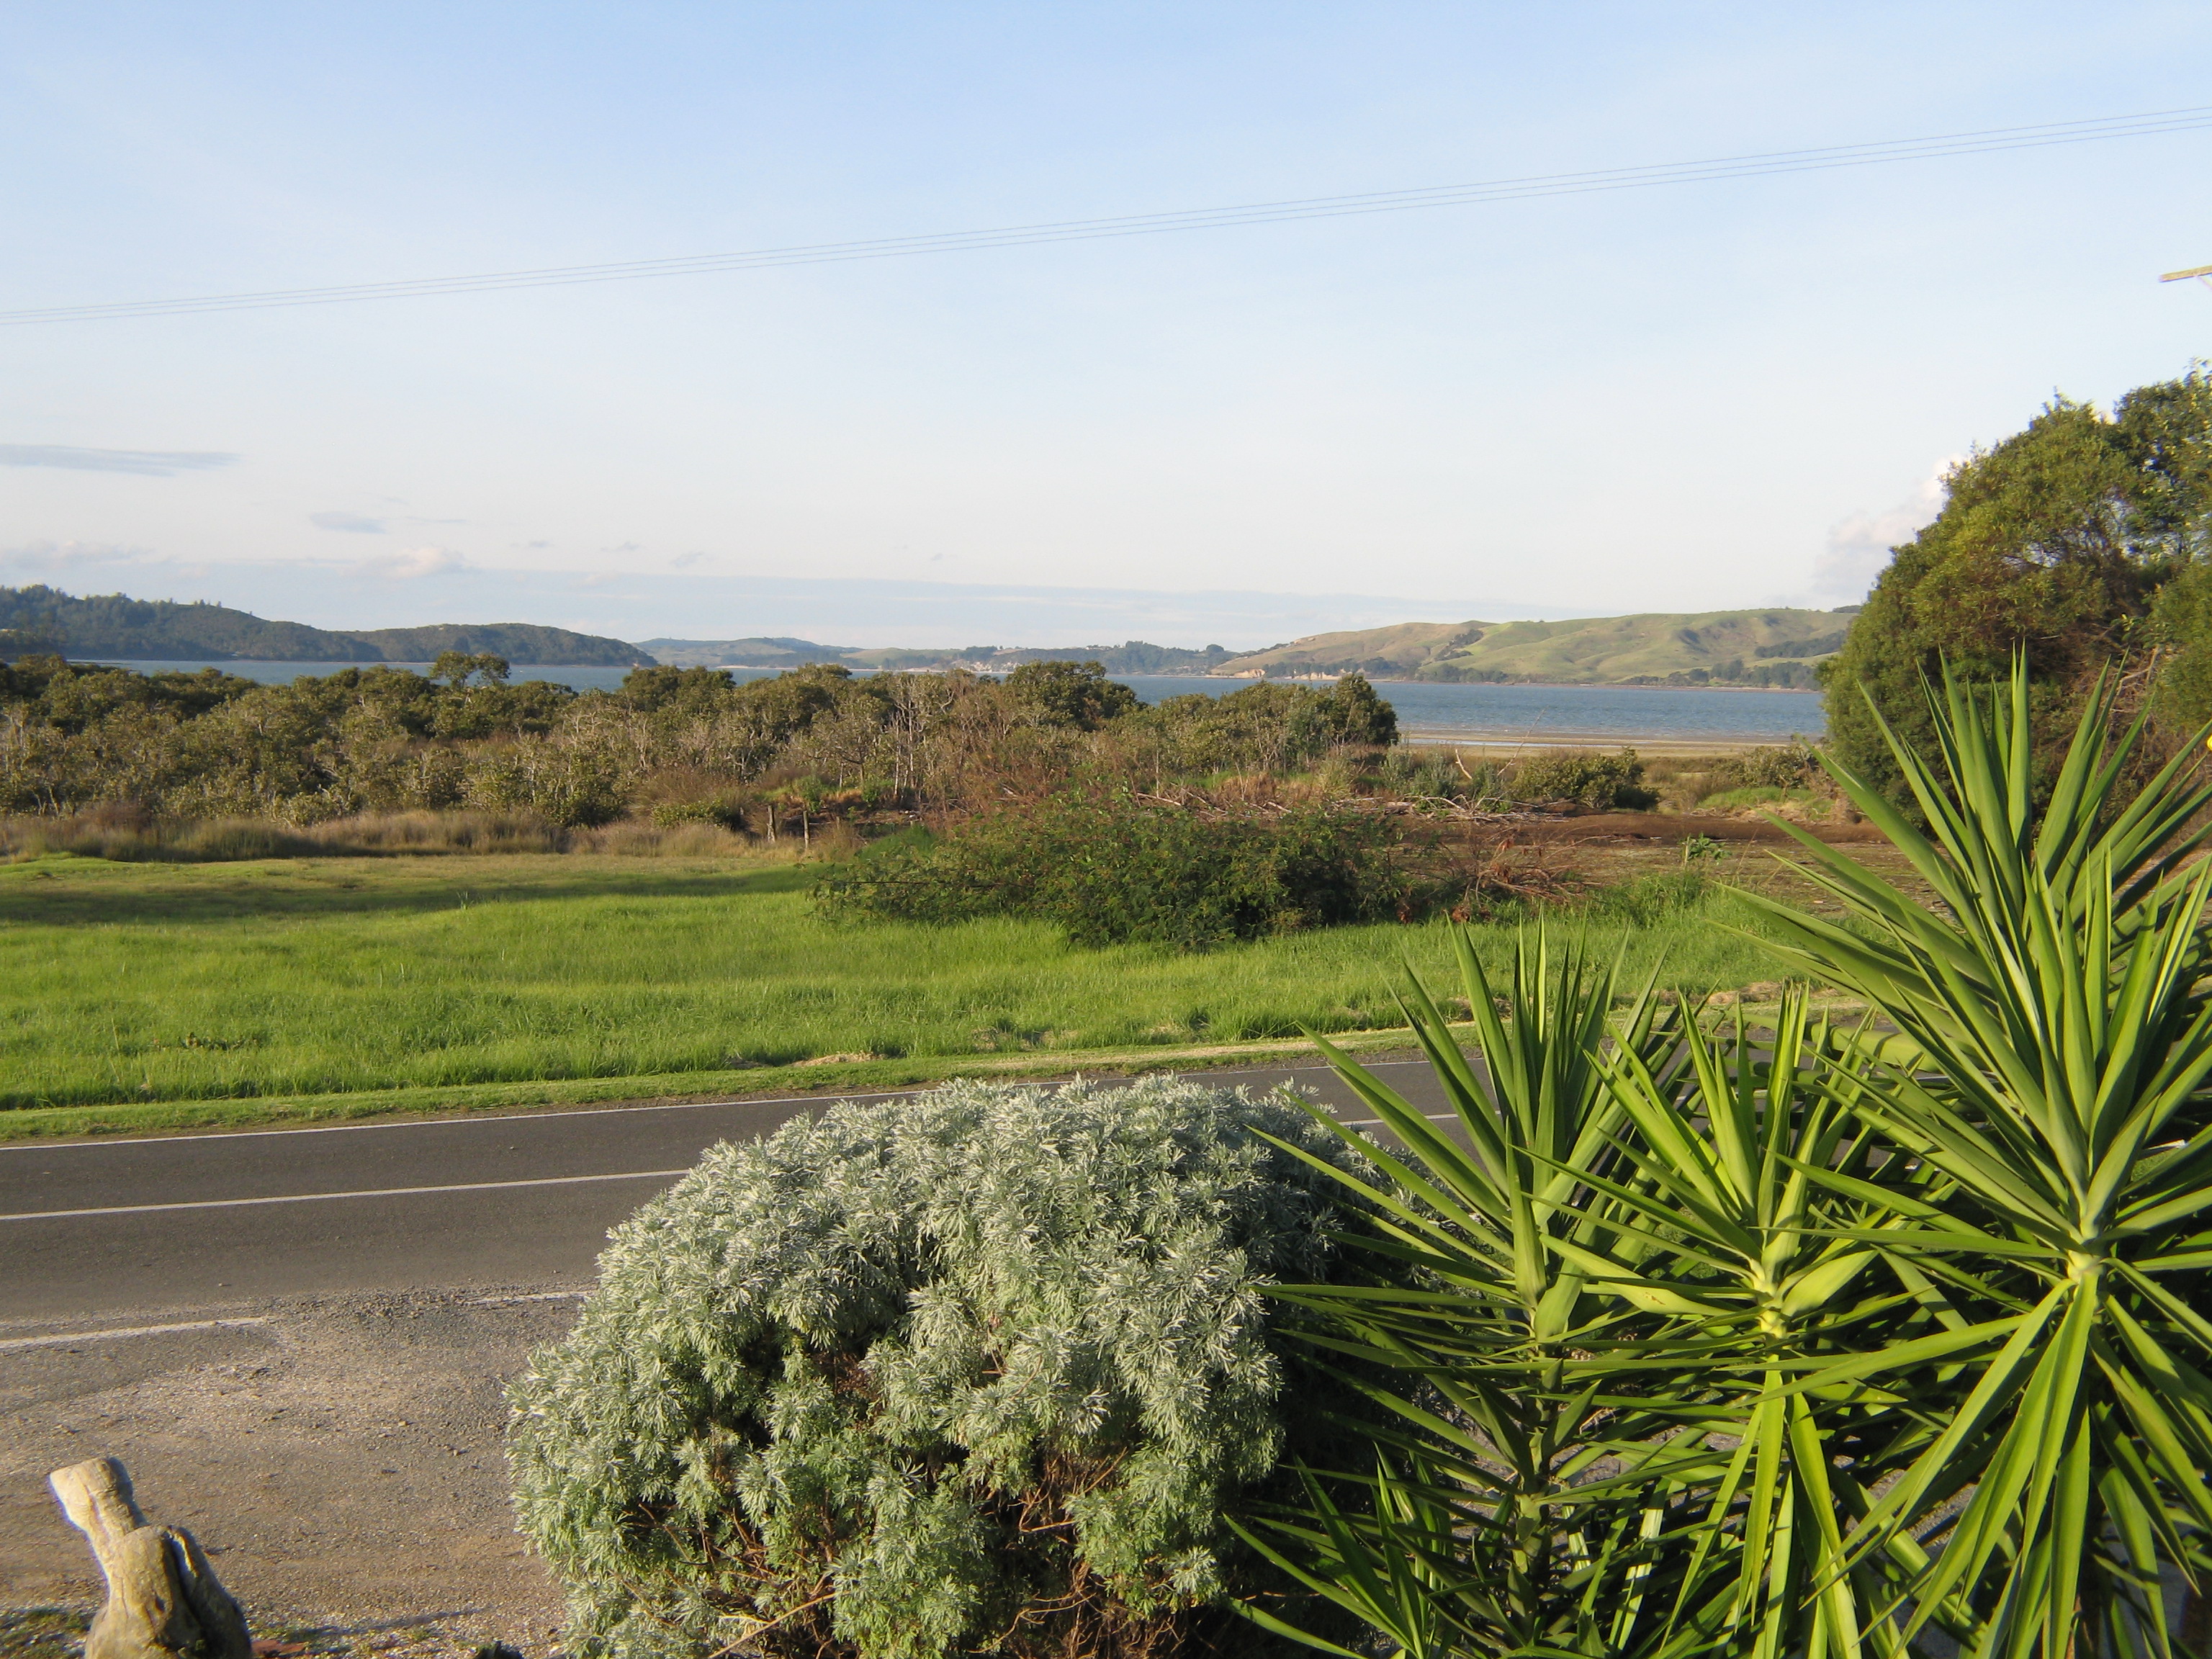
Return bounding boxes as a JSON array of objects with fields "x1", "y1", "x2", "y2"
[
  {"x1": 0, "y1": 1103, "x2": 1463, "y2": 1223},
  {"x1": 0, "y1": 1168, "x2": 693, "y2": 1222},
  {"x1": 0, "y1": 1061, "x2": 1433, "y2": 1152},
  {"x1": 0, "y1": 1316, "x2": 271, "y2": 1352}
]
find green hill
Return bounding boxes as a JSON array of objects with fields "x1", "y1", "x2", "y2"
[
  {"x1": 1208, "y1": 620, "x2": 1483, "y2": 678},
  {"x1": 3, "y1": 583, "x2": 1856, "y2": 685},
  {"x1": 346, "y1": 622, "x2": 652, "y2": 665},
  {"x1": 1213, "y1": 607, "x2": 1858, "y2": 686},
  {"x1": 0, "y1": 586, "x2": 653, "y2": 666},
  {"x1": 636, "y1": 636, "x2": 856, "y2": 668}
]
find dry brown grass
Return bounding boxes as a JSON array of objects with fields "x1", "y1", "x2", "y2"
[{"x1": 0, "y1": 808, "x2": 774, "y2": 863}]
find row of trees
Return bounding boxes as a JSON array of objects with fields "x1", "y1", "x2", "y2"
[
  {"x1": 1629, "y1": 656, "x2": 1825, "y2": 689},
  {"x1": 0, "y1": 651, "x2": 1398, "y2": 829}
]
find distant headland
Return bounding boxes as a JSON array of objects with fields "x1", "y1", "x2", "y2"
[{"x1": 2, "y1": 585, "x2": 1856, "y2": 689}]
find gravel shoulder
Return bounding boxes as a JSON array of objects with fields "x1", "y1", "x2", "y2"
[{"x1": 1, "y1": 1286, "x2": 585, "y2": 1658}]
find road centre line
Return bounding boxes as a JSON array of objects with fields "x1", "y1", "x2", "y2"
[
  {"x1": 0, "y1": 1107, "x2": 1465, "y2": 1222},
  {"x1": 0, "y1": 1169, "x2": 694, "y2": 1222},
  {"x1": 0, "y1": 1064, "x2": 1433, "y2": 1153},
  {"x1": 0, "y1": 1317, "x2": 272, "y2": 1352}
]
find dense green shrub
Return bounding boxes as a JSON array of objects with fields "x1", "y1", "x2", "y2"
[
  {"x1": 1001, "y1": 659, "x2": 1141, "y2": 729},
  {"x1": 1374, "y1": 745, "x2": 1504, "y2": 804},
  {"x1": 2151, "y1": 554, "x2": 2212, "y2": 728},
  {"x1": 815, "y1": 797, "x2": 1403, "y2": 947},
  {"x1": 1123, "y1": 677, "x2": 1394, "y2": 777},
  {"x1": 1707, "y1": 739, "x2": 1820, "y2": 792},
  {"x1": 648, "y1": 793, "x2": 748, "y2": 830},
  {"x1": 1317, "y1": 673, "x2": 1398, "y2": 745},
  {"x1": 506, "y1": 1077, "x2": 1380, "y2": 1659},
  {"x1": 1508, "y1": 747, "x2": 1655, "y2": 809},
  {"x1": 462, "y1": 734, "x2": 630, "y2": 827}
]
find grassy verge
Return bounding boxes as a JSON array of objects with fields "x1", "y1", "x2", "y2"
[
  {"x1": 0, "y1": 1025, "x2": 1483, "y2": 1141},
  {"x1": 0, "y1": 849, "x2": 1806, "y2": 1139}
]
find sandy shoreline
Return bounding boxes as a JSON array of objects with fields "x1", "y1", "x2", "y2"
[
  {"x1": 1262, "y1": 675, "x2": 1822, "y2": 695},
  {"x1": 1398, "y1": 729, "x2": 1808, "y2": 753}
]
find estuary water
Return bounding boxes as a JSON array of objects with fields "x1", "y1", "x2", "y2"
[
  {"x1": 1120, "y1": 675, "x2": 1826, "y2": 745},
  {"x1": 87, "y1": 660, "x2": 1827, "y2": 746}
]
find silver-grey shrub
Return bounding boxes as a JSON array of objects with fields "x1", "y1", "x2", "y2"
[{"x1": 505, "y1": 1076, "x2": 1379, "y2": 1659}]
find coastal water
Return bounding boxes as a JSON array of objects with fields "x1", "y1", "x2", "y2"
[
  {"x1": 1118, "y1": 675, "x2": 1825, "y2": 743},
  {"x1": 88, "y1": 660, "x2": 1826, "y2": 745}
]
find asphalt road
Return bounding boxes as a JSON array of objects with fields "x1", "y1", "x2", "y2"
[{"x1": 0, "y1": 1059, "x2": 1455, "y2": 1321}]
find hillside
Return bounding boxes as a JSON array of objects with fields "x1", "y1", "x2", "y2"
[
  {"x1": 636, "y1": 636, "x2": 855, "y2": 668},
  {"x1": 2, "y1": 583, "x2": 1856, "y2": 685},
  {"x1": 0, "y1": 586, "x2": 653, "y2": 666},
  {"x1": 347, "y1": 623, "x2": 652, "y2": 665},
  {"x1": 1213, "y1": 607, "x2": 1858, "y2": 686},
  {"x1": 0, "y1": 585, "x2": 376, "y2": 661},
  {"x1": 1206, "y1": 619, "x2": 1483, "y2": 678}
]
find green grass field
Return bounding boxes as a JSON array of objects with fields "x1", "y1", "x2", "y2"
[{"x1": 0, "y1": 850, "x2": 1798, "y2": 1135}]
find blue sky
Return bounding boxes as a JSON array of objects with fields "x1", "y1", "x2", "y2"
[{"x1": 4, "y1": 3, "x2": 2209, "y2": 647}]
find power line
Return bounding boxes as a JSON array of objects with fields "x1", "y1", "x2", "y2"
[{"x1": 8, "y1": 106, "x2": 2211, "y2": 326}]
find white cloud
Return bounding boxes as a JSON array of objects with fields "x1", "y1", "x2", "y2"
[
  {"x1": 310, "y1": 510, "x2": 387, "y2": 533},
  {"x1": 361, "y1": 545, "x2": 468, "y2": 580},
  {"x1": 0, "y1": 445, "x2": 239, "y2": 476},
  {"x1": 1809, "y1": 458, "x2": 1958, "y2": 605},
  {"x1": 1, "y1": 538, "x2": 164, "y2": 575}
]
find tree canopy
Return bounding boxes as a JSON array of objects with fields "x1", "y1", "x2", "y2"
[
  {"x1": 1825, "y1": 368, "x2": 2212, "y2": 789},
  {"x1": 1001, "y1": 658, "x2": 1141, "y2": 729}
]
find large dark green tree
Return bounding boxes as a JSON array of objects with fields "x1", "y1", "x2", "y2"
[
  {"x1": 1001, "y1": 657, "x2": 1141, "y2": 729},
  {"x1": 1321, "y1": 672, "x2": 1399, "y2": 746},
  {"x1": 1825, "y1": 369, "x2": 2212, "y2": 793}
]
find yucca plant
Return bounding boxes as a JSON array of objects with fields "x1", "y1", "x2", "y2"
[
  {"x1": 1239, "y1": 660, "x2": 2212, "y2": 1658},
  {"x1": 1256, "y1": 968, "x2": 1966, "y2": 1658},
  {"x1": 1578, "y1": 995, "x2": 1958, "y2": 1658},
  {"x1": 1233, "y1": 931, "x2": 1733, "y2": 1658},
  {"x1": 1730, "y1": 661, "x2": 2212, "y2": 1658}
]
